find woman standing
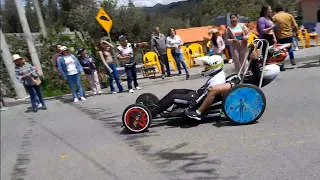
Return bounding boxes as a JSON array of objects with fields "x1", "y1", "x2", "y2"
[
  {"x1": 257, "y1": 5, "x2": 277, "y2": 56},
  {"x1": 225, "y1": 14, "x2": 250, "y2": 73},
  {"x1": 117, "y1": 35, "x2": 147, "y2": 93},
  {"x1": 208, "y1": 28, "x2": 226, "y2": 56},
  {"x1": 13, "y1": 54, "x2": 47, "y2": 112},
  {"x1": 98, "y1": 40, "x2": 123, "y2": 94},
  {"x1": 78, "y1": 48, "x2": 102, "y2": 95},
  {"x1": 166, "y1": 28, "x2": 189, "y2": 79},
  {"x1": 57, "y1": 46, "x2": 86, "y2": 102}
]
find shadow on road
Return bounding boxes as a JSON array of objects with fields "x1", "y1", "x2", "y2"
[
  {"x1": 67, "y1": 103, "x2": 238, "y2": 180},
  {"x1": 297, "y1": 60, "x2": 320, "y2": 69},
  {"x1": 151, "y1": 143, "x2": 238, "y2": 180}
]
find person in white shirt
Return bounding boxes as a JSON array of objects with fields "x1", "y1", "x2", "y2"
[
  {"x1": 57, "y1": 46, "x2": 86, "y2": 102},
  {"x1": 117, "y1": 35, "x2": 148, "y2": 93},
  {"x1": 166, "y1": 28, "x2": 190, "y2": 79}
]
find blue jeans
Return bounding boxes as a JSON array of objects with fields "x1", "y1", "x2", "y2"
[
  {"x1": 107, "y1": 63, "x2": 123, "y2": 92},
  {"x1": 173, "y1": 53, "x2": 189, "y2": 74},
  {"x1": 66, "y1": 73, "x2": 84, "y2": 99},
  {"x1": 26, "y1": 85, "x2": 45, "y2": 110},
  {"x1": 125, "y1": 64, "x2": 138, "y2": 90},
  {"x1": 277, "y1": 36, "x2": 295, "y2": 69}
]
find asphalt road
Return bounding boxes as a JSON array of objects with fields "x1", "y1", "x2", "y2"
[{"x1": 1, "y1": 59, "x2": 320, "y2": 180}]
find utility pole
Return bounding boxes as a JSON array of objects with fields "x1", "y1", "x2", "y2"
[
  {"x1": 33, "y1": 0, "x2": 47, "y2": 37},
  {"x1": 0, "y1": 29, "x2": 28, "y2": 99},
  {"x1": 14, "y1": 0, "x2": 43, "y2": 76}
]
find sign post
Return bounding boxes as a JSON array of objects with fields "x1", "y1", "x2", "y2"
[{"x1": 95, "y1": 8, "x2": 119, "y2": 67}]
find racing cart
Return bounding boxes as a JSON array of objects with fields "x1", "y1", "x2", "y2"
[{"x1": 121, "y1": 39, "x2": 290, "y2": 133}]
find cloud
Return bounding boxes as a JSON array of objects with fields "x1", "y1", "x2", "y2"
[{"x1": 117, "y1": 0, "x2": 185, "y2": 7}]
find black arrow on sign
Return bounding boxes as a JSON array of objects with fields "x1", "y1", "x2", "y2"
[{"x1": 100, "y1": 15, "x2": 110, "y2": 21}]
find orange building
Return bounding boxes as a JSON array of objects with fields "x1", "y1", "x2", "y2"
[{"x1": 175, "y1": 23, "x2": 259, "y2": 44}]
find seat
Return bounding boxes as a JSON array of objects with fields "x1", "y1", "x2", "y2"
[
  {"x1": 297, "y1": 30, "x2": 306, "y2": 49},
  {"x1": 303, "y1": 29, "x2": 319, "y2": 48},
  {"x1": 180, "y1": 46, "x2": 192, "y2": 68},
  {"x1": 188, "y1": 43, "x2": 204, "y2": 59},
  {"x1": 248, "y1": 33, "x2": 258, "y2": 46},
  {"x1": 166, "y1": 48, "x2": 178, "y2": 71},
  {"x1": 142, "y1": 52, "x2": 162, "y2": 76}
]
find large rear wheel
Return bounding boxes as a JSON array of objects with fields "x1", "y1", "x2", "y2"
[{"x1": 222, "y1": 84, "x2": 266, "y2": 125}]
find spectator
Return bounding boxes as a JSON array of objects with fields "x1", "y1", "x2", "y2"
[
  {"x1": 257, "y1": 5, "x2": 277, "y2": 57},
  {"x1": 315, "y1": 6, "x2": 320, "y2": 35},
  {"x1": 52, "y1": 44, "x2": 62, "y2": 72},
  {"x1": 117, "y1": 35, "x2": 147, "y2": 93},
  {"x1": 13, "y1": 54, "x2": 47, "y2": 112},
  {"x1": 0, "y1": 90, "x2": 7, "y2": 111},
  {"x1": 273, "y1": 5, "x2": 299, "y2": 70},
  {"x1": 21, "y1": 58, "x2": 43, "y2": 108},
  {"x1": 98, "y1": 40, "x2": 123, "y2": 94},
  {"x1": 78, "y1": 48, "x2": 102, "y2": 95},
  {"x1": 166, "y1": 28, "x2": 190, "y2": 79},
  {"x1": 151, "y1": 27, "x2": 171, "y2": 79},
  {"x1": 318, "y1": 6, "x2": 320, "y2": 23},
  {"x1": 208, "y1": 28, "x2": 225, "y2": 56},
  {"x1": 225, "y1": 14, "x2": 249, "y2": 73},
  {"x1": 57, "y1": 46, "x2": 86, "y2": 102}
]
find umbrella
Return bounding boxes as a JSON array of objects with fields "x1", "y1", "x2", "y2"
[{"x1": 212, "y1": 13, "x2": 249, "y2": 26}]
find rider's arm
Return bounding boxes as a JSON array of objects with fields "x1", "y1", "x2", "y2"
[{"x1": 248, "y1": 52, "x2": 262, "y2": 86}]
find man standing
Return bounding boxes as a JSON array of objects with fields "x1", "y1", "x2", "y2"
[
  {"x1": 273, "y1": 5, "x2": 299, "y2": 71},
  {"x1": 315, "y1": 6, "x2": 320, "y2": 35},
  {"x1": 151, "y1": 27, "x2": 171, "y2": 79},
  {"x1": 52, "y1": 44, "x2": 62, "y2": 72}
]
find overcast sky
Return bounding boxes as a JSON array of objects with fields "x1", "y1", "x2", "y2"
[
  {"x1": 0, "y1": 0, "x2": 185, "y2": 8},
  {"x1": 117, "y1": 0, "x2": 185, "y2": 7}
]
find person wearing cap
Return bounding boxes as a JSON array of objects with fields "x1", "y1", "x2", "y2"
[
  {"x1": 117, "y1": 35, "x2": 148, "y2": 93},
  {"x1": 98, "y1": 40, "x2": 123, "y2": 94},
  {"x1": 13, "y1": 54, "x2": 47, "y2": 112},
  {"x1": 208, "y1": 28, "x2": 225, "y2": 56},
  {"x1": 77, "y1": 48, "x2": 102, "y2": 95},
  {"x1": 57, "y1": 46, "x2": 86, "y2": 102}
]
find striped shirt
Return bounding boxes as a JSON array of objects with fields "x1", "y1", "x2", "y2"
[
  {"x1": 231, "y1": 24, "x2": 244, "y2": 40},
  {"x1": 15, "y1": 62, "x2": 38, "y2": 86}
]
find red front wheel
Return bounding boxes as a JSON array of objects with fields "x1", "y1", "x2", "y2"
[{"x1": 122, "y1": 104, "x2": 152, "y2": 133}]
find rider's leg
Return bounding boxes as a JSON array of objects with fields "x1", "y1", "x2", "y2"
[
  {"x1": 151, "y1": 89, "x2": 194, "y2": 117},
  {"x1": 198, "y1": 83, "x2": 232, "y2": 114},
  {"x1": 185, "y1": 83, "x2": 232, "y2": 120}
]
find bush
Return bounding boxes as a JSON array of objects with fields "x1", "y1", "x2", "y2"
[{"x1": 2, "y1": 27, "x2": 109, "y2": 98}]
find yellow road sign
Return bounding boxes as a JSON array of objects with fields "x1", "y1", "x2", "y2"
[{"x1": 96, "y1": 8, "x2": 113, "y2": 33}]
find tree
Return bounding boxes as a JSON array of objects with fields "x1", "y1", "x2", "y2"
[
  {"x1": 25, "y1": 0, "x2": 40, "y2": 32},
  {"x1": 128, "y1": 0, "x2": 135, "y2": 7},
  {"x1": 47, "y1": 0, "x2": 59, "y2": 27},
  {"x1": 2, "y1": 0, "x2": 22, "y2": 33}
]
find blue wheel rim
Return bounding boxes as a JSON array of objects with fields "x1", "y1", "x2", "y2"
[{"x1": 224, "y1": 87, "x2": 264, "y2": 124}]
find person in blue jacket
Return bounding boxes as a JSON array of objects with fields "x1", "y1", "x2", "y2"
[{"x1": 57, "y1": 46, "x2": 86, "y2": 102}]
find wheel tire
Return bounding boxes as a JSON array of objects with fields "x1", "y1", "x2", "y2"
[
  {"x1": 226, "y1": 73, "x2": 240, "y2": 81},
  {"x1": 136, "y1": 93, "x2": 159, "y2": 106},
  {"x1": 122, "y1": 104, "x2": 152, "y2": 133},
  {"x1": 222, "y1": 84, "x2": 266, "y2": 125}
]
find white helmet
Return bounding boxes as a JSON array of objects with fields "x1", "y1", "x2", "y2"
[{"x1": 201, "y1": 55, "x2": 224, "y2": 76}]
